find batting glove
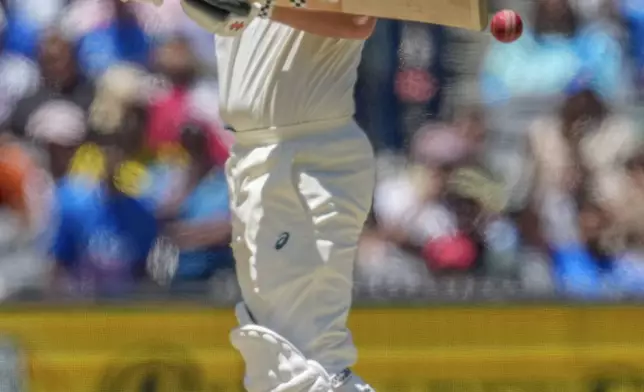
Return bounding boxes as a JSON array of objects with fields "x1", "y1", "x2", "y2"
[{"x1": 181, "y1": 0, "x2": 264, "y2": 36}]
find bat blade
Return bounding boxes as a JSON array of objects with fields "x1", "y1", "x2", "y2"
[
  {"x1": 273, "y1": 0, "x2": 488, "y2": 30},
  {"x1": 343, "y1": 0, "x2": 488, "y2": 30}
]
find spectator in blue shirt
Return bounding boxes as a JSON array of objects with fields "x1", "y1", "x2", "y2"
[
  {"x1": 52, "y1": 173, "x2": 157, "y2": 297},
  {"x1": 51, "y1": 101, "x2": 158, "y2": 298}
]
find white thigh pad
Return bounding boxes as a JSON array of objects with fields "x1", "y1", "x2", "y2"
[{"x1": 230, "y1": 323, "x2": 333, "y2": 392}]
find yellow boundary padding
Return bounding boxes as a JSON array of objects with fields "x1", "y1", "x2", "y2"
[{"x1": 0, "y1": 305, "x2": 642, "y2": 391}]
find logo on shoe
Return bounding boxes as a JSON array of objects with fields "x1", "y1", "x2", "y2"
[{"x1": 275, "y1": 232, "x2": 290, "y2": 250}]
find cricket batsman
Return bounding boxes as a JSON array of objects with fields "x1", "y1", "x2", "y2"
[{"x1": 125, "y1": 0, "x2": 377, "y2": 390}]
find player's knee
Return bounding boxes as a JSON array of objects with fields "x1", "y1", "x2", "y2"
[{"x1": 230, "y1": 322, "x2": 333, "y2": 392}]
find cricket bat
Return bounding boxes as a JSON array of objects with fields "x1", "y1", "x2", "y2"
[{"x1": 273, "y1": 0, "x2": 489, "y2": 30}]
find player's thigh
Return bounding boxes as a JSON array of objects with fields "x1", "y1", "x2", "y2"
[
  {"x1": 297, "y1": 123, "x2": 375, "y2": 271},
  {"x1": 225, "y1": 142, "x2": 320, "y2": 297}
]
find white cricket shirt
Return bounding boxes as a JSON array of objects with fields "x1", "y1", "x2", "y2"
[{"x1": 215, "y1": 18, "x2": 364, "y2": 132}]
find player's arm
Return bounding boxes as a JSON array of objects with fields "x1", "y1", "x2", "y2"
[{"x1": 271, "y1": 7, "x2": 376, "y2": 39}]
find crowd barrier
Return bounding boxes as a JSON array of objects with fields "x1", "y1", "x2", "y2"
[{"x1": 0, "y1": 304, "x2": 642, "y2": 391}]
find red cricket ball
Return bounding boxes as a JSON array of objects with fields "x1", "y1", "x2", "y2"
[
  {"x1": 422, "y1": 234, "x2": 478, "y2": 271},
  {"x1": 490, "y1": 9, "x2": 523, "y2": 43}
]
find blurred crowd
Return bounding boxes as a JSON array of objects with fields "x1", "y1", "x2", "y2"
[
  {"x1": 360, "y1": 0, "x2": 644, "y2": 301},
  {"x1": 1, "y1": 0, "x2": 644, "y2": 302},
  {"x1": 0, "y1": 0, "x2": 234, "y2": 300}
]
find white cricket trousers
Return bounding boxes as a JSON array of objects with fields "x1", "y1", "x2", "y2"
[{"x1": 226, "y1": 118, "x2": 375, "y2": 374}]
